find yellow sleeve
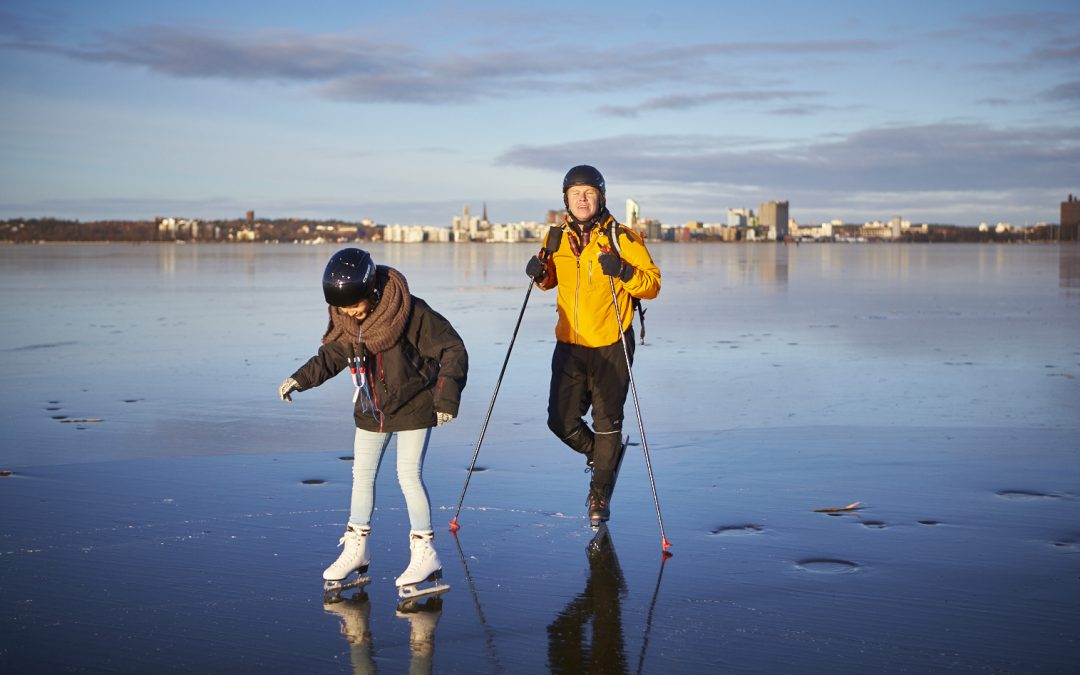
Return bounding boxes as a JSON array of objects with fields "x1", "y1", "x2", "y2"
[{"x1": 618, "y1": 228, "x2": 660, "y2": 300}]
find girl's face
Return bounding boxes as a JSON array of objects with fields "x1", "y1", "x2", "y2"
[{"x1": 339, "y1": 298, "x2": 372, "y2": 321}]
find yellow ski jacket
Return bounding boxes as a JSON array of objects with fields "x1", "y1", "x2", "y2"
[{"x1": 537, "y1": 217, "x2": 661, "y2": 348}]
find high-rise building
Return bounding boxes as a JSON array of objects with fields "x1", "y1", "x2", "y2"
[
  {"x1": 758, "y1": 201, "x2": 790, "y2": 240},
  {"x1": 889, "y1": 216, "x2": 904, "y2": 239},
  {"x1": 1061, "y1": 194, "x2": 1080, "y2": 241},
  {"x1": 626, "y1": 198, "x2": 640, "y2": 228}
]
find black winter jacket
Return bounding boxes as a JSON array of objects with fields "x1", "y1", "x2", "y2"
[{"x1": 291, "y1": 297, "x2": 468, "y2": 433}]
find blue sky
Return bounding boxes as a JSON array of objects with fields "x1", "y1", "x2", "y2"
[{"x1": 1, "y1": 0, "x2": 1077, "y2": 227}]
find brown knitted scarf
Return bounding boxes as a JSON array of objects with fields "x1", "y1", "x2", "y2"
[{"x1": 322, "y1": 266, "x2": 412, "y2": 352}]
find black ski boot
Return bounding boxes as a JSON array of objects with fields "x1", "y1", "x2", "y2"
[
  {"x1": 604, "y1": 435, "x2": 629, "y2": 502},
  {"x1": 587, "y1": 485, "x2": 610, "y2": 528}
]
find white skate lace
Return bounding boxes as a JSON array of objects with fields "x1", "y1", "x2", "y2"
[
  {"x1": 338, "y1": 527, "x2": 369, "y2": 548},
  {"x1": 403, "y1": 546, "x2": 433, "y2": 576}
]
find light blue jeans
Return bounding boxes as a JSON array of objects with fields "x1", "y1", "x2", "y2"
[{"x1": 349, "y1": 427, "x2": 433, "y2": 532}]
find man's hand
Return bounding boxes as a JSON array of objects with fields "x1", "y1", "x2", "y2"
[
  {"x1": 598, "y1": 252, "x2": 622, "y2": 277},
  {"x1": 436, "y1": 412, "x2": 454, "y2": 427},
  {"x1": 526, "y1": 255, "x2": 546, "y2": 283},
  {"x1": 598, "y1": 252, "x2": 634, "y2": 282},
  {"x1": 279, "y1": 377, "x2": 300, "y2": 402}
]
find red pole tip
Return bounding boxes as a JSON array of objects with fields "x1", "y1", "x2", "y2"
[
  {"x1": 448, "y1": 518, "x2": 461, "y2": 533},
  {"x1": 662, "y1": 538, "x2": 672, "y2": 551}
]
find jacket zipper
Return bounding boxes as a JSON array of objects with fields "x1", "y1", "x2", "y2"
[
  {"x1": 573, "y1": 255, "x2": 581, "y2": 344},
  {"x1": 370, "y1": 352, "x2": 385, "y2": 431}
]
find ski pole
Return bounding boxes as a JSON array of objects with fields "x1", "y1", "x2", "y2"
[
  {"x1": 448, "y1": 279, "x2": 532, "y2": 532},
  {"x1": 607, "y1": 274, "x2": 672, "y2": 555},
  {"x1": 449, "y1": 228, "x2": 563, "y2": 532}
]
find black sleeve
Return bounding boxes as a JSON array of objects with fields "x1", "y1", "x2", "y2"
[
  {"x1": 414, "y1": 301, "x2": 468, "y2": 416},
  {"x1": 290, "y1": 341, "x2": 351, "y2": 390}
]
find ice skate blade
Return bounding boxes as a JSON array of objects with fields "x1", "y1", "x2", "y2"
[
  {"x1": 323, "y1": 574, "x2": 371, "y2": 600},
  {"x1": 397, "y1": 577, "x2": 450, "y2": 601}
]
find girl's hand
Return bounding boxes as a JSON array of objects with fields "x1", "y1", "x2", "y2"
[{"x1": 279, "y1": 377, "x2": 300, "y2": 402}]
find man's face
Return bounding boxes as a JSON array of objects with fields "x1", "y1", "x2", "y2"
[{"x1": 566, "y1": 185, "x2": 601, "y2": 222}]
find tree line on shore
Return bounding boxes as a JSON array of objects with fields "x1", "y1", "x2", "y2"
[{"x1": 1, "y1": 218, "x2": 379, "y2": 244}]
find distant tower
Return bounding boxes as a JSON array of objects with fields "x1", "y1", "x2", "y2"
[
  {"x1": 462, "y1": 205, "x2": 481, "y2": 240},
  {"x1": 246, "y1": 210, "x2": 254, "y2": 223},
  {"x1": 626, "y1": 198, "x2": 640, "y2": 229},
  {"x1": 482, "y1": 202, "x2": 489, "y2": 224}
]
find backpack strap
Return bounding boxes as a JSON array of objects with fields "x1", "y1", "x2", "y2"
[{"x1": 607, "y1": 221, "x2": 648, "y2": 345}]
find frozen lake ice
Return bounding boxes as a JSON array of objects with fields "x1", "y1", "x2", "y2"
[{"x1": 1, "y1": 242, "x2": 1078, "y2": 673}]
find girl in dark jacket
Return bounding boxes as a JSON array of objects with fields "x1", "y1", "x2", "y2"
[{"x1": 279, "y1": 248, "x2": 468, "y2": 599}]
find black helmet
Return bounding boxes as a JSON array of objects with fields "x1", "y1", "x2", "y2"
[
  {"x1": 562, "y1": 165, "x2": 606, "y2": 195},
  {"x1": 562, "y1": 165, "x2": 607, "y2": 220},
  {"x1": 322, "y1": 248, "x2": 379, "y2": 307}
]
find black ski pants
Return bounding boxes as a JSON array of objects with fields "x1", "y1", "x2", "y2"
[{"x1": 547, "y1": 329, "x2": 635, "y2": 491}]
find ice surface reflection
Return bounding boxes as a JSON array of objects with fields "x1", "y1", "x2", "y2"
[{"x1": 1, "y1": 242, "x2": 1077, "y2": 467}]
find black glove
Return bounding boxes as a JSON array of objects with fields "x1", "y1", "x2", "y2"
[
  {"x1": 526, "y1": 255, "x2": 546, "y2": 283},
  {"x1": 598, "y1": 252, "x2": 621, "y2": 276},
  {"x1": 598, "y1": 252, "x2": 635, "y2": 282}
]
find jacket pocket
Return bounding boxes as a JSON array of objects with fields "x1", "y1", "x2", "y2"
[{"x1": 372, "y1": 339, "x2": 440, "y2": 415}]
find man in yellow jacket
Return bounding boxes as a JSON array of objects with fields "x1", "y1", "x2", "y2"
[{"x1": 525, "y1": 165, "x2": 661, "y2": 526}]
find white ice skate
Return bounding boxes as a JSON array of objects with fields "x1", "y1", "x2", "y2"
[
  {"x1": 323, "y1": 524, "x2": 372, "y2": 599},
  {"x1": 395, "y1": 530, "x2": 450, "y2": 600}
]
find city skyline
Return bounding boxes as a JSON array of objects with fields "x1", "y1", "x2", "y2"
[{"x1": 2, "y1": 1, "x2": 1078, "y2": 227}]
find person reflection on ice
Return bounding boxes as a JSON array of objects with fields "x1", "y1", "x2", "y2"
[
  {"x1": 323, "y1": 591, "x2": 375, "y2": 675},
  {"x1": 324, "y1": 591, "x2": 443, "y2": 675},
  {"x1": 396, "y1": 595, "x2": 443, "y2": 675},
  {"x1": 547, "y1": 524, "x2": 628, "y2": 674}
]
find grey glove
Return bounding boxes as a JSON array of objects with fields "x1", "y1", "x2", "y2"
[
  {"x1": 279, "y1": 377, "x2": 300, "y2": 402},
  {"x1": 436, "y1": 412, "x2": 454, "y2": 427}
]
